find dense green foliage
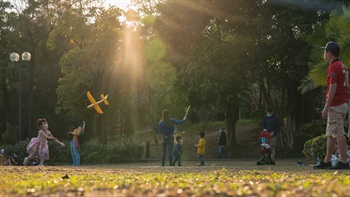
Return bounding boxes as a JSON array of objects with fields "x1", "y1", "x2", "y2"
[
  {"x1": 0, "y1": 139, "x2": 143, "y2": 164},
  {"x1": 303, "y1": 135, "x2": 327, "y2": 161},
  {"x1": 303, "y1": 133, "x2": 350, "y2": 161},
  {"x1": 1, "y1": 0, "x2": 350, "y2": 153}
]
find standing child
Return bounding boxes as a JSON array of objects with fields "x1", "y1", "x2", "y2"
[
  {"x1": 172, "y1": 136, "x2": 183, "y2": 166},
  {"x1": 68, "y1": 120, "x2": 82, "y2": 166},
  {"x1": 23, "y1": 118, "x2": 65, "y2": 166},
  {"x1": 218, "y1": 128, "x2": 229, "y2": 159},
  {"x1": 195, "y1": 131, "x2": 206, "y2": 166}
]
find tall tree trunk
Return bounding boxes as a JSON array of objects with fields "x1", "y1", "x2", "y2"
[
  {"x1": 225, "y1": 103, "x2": 240, "y2": 149},
  {"x1": 1, "y1": 74, "x2": 11, "y2": 122},
  {"x1": 260, "y1": 79, "x2": 274, "y2": 108},
  {"x1": 97, "y1": 114, "x2": 107, "y2": 145},
  {"x1": 281, "y1": 79, "x2": 313, "y2": 150},
  {"x1": 1, "y1": 74, "x2": 11, "y2": 142},
  {"x1": 27, "y1": 47, "x2": 35, "y2": 139}
]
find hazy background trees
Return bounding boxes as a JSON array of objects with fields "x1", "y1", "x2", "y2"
[{"x1": 1, "y1": 0, "x2": 349, "y2": 153}]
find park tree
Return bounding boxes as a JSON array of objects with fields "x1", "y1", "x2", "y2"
[
  {"x1": 301, "y1": 6, "x2": 350, "y2": 93},
  {"x1": 8, "y1": 0, "x2": 60, "y2": 138},
  {"x1": 144, "y1": 0, "x2": 349, "y2": 150},
  {"x1": 120, "y1": 1, "x2": 190, "y2": 125},
  {"x1": 0, "y1": 0, "x2": 21, "y2": 143},
  {"x1": 2, "y1": 0, "x2": 349, "y2": 151},
  {"x1": 244, "y1": 0, "x2": 334, "y2": 149},
  {"x1": 48, "y1": 2, "x2": 127, "y2": 144},
  {"x1": 149, "y1": 0, "x2": 256, "y2": 147}
]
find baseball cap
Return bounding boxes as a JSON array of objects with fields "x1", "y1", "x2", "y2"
[{"x1": 320, "y1": 41, "x2": 340, "y2": 57}]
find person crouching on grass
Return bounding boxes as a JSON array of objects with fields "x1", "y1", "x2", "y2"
[
  {"x1": 23, "y1": 118, "x2": 65, "y2": 166},
  {"x1": 195, "y1": 131, "x2": 206, "y2": 166}
]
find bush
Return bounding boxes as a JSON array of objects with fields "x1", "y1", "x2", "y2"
[
  {"x1": 79, "y1": 140, "x2": 143, "y2": 164},
  {"x1": 302, "y1": 135, "x2": 327, "y2": 161},
  {"x1": 48, "y1": 140, "x2": 71, "y2": 164},
  {"x1": 1, "y1": 122, "x2": 17, "y2": 145},
  {"x1": 1, "y1": 139, "x2": 143, "y2": 165},
  {"x1": 79, "y1": 141, "x2": 108, "y2": 164}
]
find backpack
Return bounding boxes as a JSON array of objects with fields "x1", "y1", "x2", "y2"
[{"x1": 78, "y1": 121, "x2": 85, "y2": 145}]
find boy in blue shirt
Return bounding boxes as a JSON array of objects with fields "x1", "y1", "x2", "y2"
[{"x1": 172, "y1": 136, "x2": 183, "y2": 166}]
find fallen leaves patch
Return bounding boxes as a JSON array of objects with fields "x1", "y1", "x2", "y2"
[{"x1": 0, "y1": 166, "x2": 349, "y2": 196}]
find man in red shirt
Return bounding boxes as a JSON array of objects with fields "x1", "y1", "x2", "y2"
[{"x1": 314, "y1": 41, "x2": 349, "y2": 169}]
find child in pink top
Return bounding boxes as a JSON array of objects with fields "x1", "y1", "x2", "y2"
[{"x1": 23, "y1": 118, "x2": 65, "y2": 166}]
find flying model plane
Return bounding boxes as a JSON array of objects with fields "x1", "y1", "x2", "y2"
[{"x1": 86, "y1": 91, "x2": 109, "y2": 114}]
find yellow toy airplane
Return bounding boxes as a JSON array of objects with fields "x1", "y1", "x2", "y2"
[{"x1": 86, "y1": 91, "x2": 109, "y2": 114}]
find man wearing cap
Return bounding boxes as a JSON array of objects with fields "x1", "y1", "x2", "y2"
[{"x1": 314, "y1": 41, "x2": 349, "y2": 169}]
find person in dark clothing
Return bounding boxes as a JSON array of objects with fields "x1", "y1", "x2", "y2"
[
  {"x1": 158, "y1": 109, "x2": 185, "y2": 166},
  {"x1": 218, "y1": 128, "x2": 229, "y2": 159},
  {"x1": 262, "y1": 107, "x2": 281, "y2": 161},
  {"x1": 172, "y1": 136, "x2": 183, "y2": 166}
]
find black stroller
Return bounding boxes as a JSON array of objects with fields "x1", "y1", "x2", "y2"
[
  {"x1": 1, "y1": 148, "x2": 39, "y2": 166},
  {"x1": 256, "y1": 130, "x2": 275, "y2": 165}
]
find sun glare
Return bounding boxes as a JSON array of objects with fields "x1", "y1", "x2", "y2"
[{"x1": 104, "y1": 0, "x2": 132, "y2": 10}]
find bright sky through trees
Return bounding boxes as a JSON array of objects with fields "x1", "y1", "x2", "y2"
[
  {"x1": 104, "y1": 0, "x2": 132, "y2": 10},
  {"x1": 7, "y1": 0, "x2": 132, "y2": 10}
]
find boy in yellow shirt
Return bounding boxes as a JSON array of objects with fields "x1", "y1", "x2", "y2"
[{"x1": 195, "y1": 131, "x2": 206, "y2": 166}]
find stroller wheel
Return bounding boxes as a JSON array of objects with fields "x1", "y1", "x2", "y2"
[{"x1": 267, "y1": 159, "x2": 275, "y2": 165}]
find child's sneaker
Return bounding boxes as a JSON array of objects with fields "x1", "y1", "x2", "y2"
[
  {"x1": 313, "y1": 161, "x2": 332, "y2": 169},
  {"x1": 23, "y1": 157, "x2": 29, "y2": 166}
]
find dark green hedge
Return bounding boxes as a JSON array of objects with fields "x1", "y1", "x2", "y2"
[
  {"x1": 302, "y1": 134, "x2": 350, "y2": 161},
  {"x1": 302, "y1": 135, "x2": 327, "y2": 161},
  {"x1": 1, "y1": 139, "x2": 143, "y2": 165}
]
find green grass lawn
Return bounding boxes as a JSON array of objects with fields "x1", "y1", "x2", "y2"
[{"x1": 1, "y1": 159, "x2": 349, "y2": 197}]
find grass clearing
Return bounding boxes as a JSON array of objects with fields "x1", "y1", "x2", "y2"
[
  {"x1": 1, "y1": 160, "x2": 349, "y2": 196},
  {"x1": 121, "y1": 119, "x2": 262, "y2": 161}
]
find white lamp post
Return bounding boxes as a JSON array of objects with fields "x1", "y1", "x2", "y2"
[{"x1": 10, "y1": 52, "x2": 31, "y2": 143}]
